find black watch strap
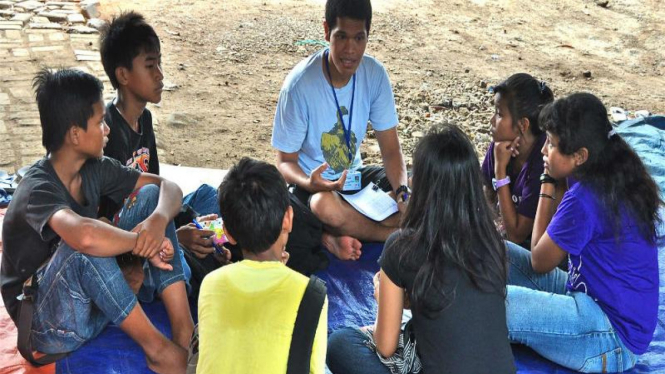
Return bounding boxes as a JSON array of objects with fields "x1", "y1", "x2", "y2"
[
  {"x1": 540, "y1": 173, "x2": 557, "y2": 185},
  {"x1": 395, "y1": 185, "x2": 410, "y2": 196}
]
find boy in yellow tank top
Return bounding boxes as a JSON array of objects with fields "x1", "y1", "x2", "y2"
[{"x1": 197, "y1": 158, "x2": 327, "y2": 374}]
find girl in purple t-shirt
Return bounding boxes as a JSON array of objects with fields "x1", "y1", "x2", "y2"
[
  {"x1": 482, "y1": 73, "x2": 554, "y2": 245},
  {"x1": 506, "y1": 92, "x2": 662, "y2": 372}
]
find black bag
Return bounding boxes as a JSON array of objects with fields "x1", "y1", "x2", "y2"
[
  {"x1": 287, "y1": 276, "x2": 327, "y2": 374},
  {"x1": 17, "y1": 272, "x2": 68, "y2": 366},
  {"x1": 284, "y1": 194, "x2": 329, "y2": 275}
]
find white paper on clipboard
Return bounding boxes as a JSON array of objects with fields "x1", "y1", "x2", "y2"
[{"x1": 337, "y1": 182, "x2": 398, "y2": 221}]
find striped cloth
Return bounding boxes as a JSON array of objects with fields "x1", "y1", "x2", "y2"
[{"x1": 361, "y1": 321, "x2": 422, "y2": 374}]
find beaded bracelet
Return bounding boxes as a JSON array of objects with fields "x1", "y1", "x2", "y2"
[{"x1": 539, "y1": 193, "x2": 556, "y2": 200}]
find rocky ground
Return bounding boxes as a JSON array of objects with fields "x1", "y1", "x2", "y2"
[{"x1": 3, "y1": 0, "x2": 664, "y2": 172}]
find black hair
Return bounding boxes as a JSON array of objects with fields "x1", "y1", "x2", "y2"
[
  {"x1": 217, "y1": 158, "x2": 290, "y2": 254},
  {"x1": 33, "y1": 68, "x2": 104, "y2": 155},
  {"x1": 493, "y1": 73, "x2": 554, "y2": 136},
  {"x1": 99, "y1": 11, "x2": 160, "y2": 89},
  {"x1": 325, "y1": 0, "x2": 372, "y2": 35},
  {"x1": 392, "y1": 124, "x2": 507, "y2": 318},
  {"x1": 540, "y1": 93, "x2": 663, "y2": 243}
]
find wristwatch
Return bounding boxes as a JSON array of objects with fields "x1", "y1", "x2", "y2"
[
  {"x1": 492, "y1": 176, "x2": 511, "y2": 191},
  {"x1": 395, "y1": 185, "x2": 411, "y2": 202},
  {"x1": 540, "y1": 173, "x2": 557, "y2": 185}
]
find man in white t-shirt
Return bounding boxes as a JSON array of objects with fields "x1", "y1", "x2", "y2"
[{"x1": 272, "y1": 0, "x2": 408, "y2": 260}]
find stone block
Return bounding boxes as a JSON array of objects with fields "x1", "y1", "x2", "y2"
[
  {"x1": 29, "y1": 22, "x2": 62, "y2": 30},
  {"x1": 54, "y1": 9, "x2": 79, "y2": 14},
  {"x1": 81, "y1": 0, "x2": 99, "y2": 19},
  {"x1": 67, "y1": 13, "x2": 84, "y2": 24},
  {"x1": 30, "y1": 16, "x2": 50, "y2": 24},
  {"x1": 48, "y1": 32, "x2": 65, "y2": 41},
  {"x1": 31, "y1": 45, "x2": 63, "y2": 53},
  {"x1": 68, "y1": 25, "x2": 97, "y2": 34},
  {"x1": 11, "y1": 13, "x2": 32, "y2": 25},
  {"x1": 75, "y1": 54, "x2": 99, "y2": 61},
  {"x1": 38, "y1": 11, "x2": 67, "y2": 22},
  {"x1": 11, "y1": 48, "x2": 28, "y2": 57},
  {"x1": 0, "y1": 93, "x2": 9, "y2": 105},
  {"x1": 0, "y1": 1, "x2": 14, "y2": 10},
  {"x1": 27, "y1": 33, "x2": 43, "y2": 42},
  {"x1": 5, "y1": 29, "x2": 21, "y2": 39},
  {"x1": 87, "y1": 18, "x2": 104, "y2": 30},
  {"x1": 8, "y1": 111, "x2": 39, "y2": 120},
  {"x1": 16, "y1": 1, "x2": 42, "y2": 11},
  {"x1": 0, "y1": 120, "x2": 6, "y2": 134},
  {"x1": 0, "y1": 22, "x2": 22, "y2": 30},
  {"x1": 45, "y1": 1, "x2": 73, "y2": 6},
  {"x1": 0, "y1": 9, "x2": 15, "y2": 17},
  {"x1": 17, "y1": 118, "x2": 40, "y2": 126}
]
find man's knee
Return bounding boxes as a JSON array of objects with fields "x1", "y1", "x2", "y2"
[
  {"x1": 134, "y1": 184, "x2": 160, "y2": 208},
  {"x1": 117, "y1": 184, "x2": 161, "y2": 225},
  {"x1": 310, "y1": 192, "x2": 344, "y2": 228}
]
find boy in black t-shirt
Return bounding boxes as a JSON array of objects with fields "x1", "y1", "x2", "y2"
[
  {"x1": 0, "y1": 69, "x2": 193, "y2": 374},
  {"x1": 99, "y1": 12, "x2": 229, "y2": 292},
  {"x1": 98, "y1": 11, "x2": 162, "y2": 217}
]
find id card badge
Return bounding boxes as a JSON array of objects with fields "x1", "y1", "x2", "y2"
[{"x1": 342, "y1": 170, "x2": 362, "y2": 191}]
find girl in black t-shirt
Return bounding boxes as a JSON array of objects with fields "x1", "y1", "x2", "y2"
[{"x1": 328, "y1": 124, "x2": 516, "y2": 374}]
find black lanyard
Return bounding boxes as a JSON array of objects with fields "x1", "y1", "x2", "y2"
[{"x1": 324, "y1": 49, "x2": 356, "y2": 164}]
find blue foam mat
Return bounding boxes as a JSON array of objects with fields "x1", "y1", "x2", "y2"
[{"x1": 58, "y1": 240, "x2": 664, "y2": 373}]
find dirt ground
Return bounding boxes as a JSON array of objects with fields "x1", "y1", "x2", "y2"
[{"x1": 99, "y1": 0, "x2": 665, "y2": 169}]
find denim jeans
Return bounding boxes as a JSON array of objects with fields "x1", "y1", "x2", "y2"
[
  {"x1": 183, "y1": 184, "x2": 220, "y2": 217},
  {"x1": 506, "y1": 241, "x2": 637, "y2": 372},
  {"x1": 114, "y1": 184, "x2": 187, "y2": 302},
  {"x1": 327, "y1": 327, "x2": 392, "y2": 374},
  {"x1": 31, "y1": 185, "x2": 186, "y2": 354},
  {"x1": 181, "y1": 184, "x2": 225, "y2": 297}
]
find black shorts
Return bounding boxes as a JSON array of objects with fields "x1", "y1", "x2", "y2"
[{"x1": 290, "y1": 165, "x2": 392, "y2": 207}]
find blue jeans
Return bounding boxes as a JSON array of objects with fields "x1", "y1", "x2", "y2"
[
  {"x1": 328, "y1": 327, "x2": 391, "y2": 374},
  {"x1": 31, "y1": 185, "x2": 187, "y2": 354},
  {"x1": 183, "y1": 184, "x2": 220, "y2": 217},
  {"x1": 506, "y1": 241, "x2": 637, "y2": 372}
]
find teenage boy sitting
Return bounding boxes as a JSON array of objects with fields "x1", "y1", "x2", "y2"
[
  {"x1": 99, "y1": 12, "x2": 228, "y2": 289},
  {"x1": 196, "y1": 158, "x2": 327, "y2": 373},
  {"x1": 272, "y1": 0, "x2": 409, "y2": 261},
  {"x1": 0, "y1": 68, "x2": 193, "y2": 374}
]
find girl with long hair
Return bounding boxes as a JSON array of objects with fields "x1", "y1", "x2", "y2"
[
  {"x1": 328, "y1": 124, "x2": 515, "y2": 374},
  {"x1": 482, "y1": 73, "x2": 554, "y2": 245},
  {"x1": 506, "y1": 92, "x2": 662, "y2": 372}
]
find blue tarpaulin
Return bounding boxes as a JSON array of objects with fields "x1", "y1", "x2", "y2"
[
  {"x1": 57, "y1": 240, "x2": 665, "y2": 374},
  {"x1": 56, "y1": 117, "x2": 665, "y2": 373}
]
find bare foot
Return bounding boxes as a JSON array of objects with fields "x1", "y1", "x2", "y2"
[
  {"x1": 322, "y1": 232, "x2": 362, "y2": 260},
  {"x1": 145, "y1": 339, "x2": 187, "y2": 374}
]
